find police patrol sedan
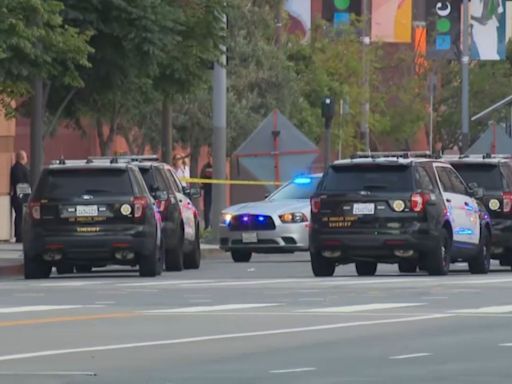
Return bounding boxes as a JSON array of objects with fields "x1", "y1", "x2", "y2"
[{"x1": 219, "y1": 175, "x2": 320, "y2": 262}]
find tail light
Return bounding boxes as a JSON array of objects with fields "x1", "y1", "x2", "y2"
[
  {"x1": 503, "y1": 192, "x2": 512, "y2": 213},
  {"x1": 411, "y1": 192, "x2": 431, "y2": 213},
  {"x1": 29, "y1": 201, "x2": 41, "y2": 220},
  {"x1": 132, "y1": 196, "x2": 149, "y2": 220},
  {"x1": 311, "y1": 197, "x2": 321, "y2": 213}
]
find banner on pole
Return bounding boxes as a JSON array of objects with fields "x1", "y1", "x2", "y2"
[
  {"x1": 322, "y1": 0, "x2": 362, "y2": 28},
  {"x1": 470, "y1": 0, "x2": 507, "y2": 60},
  {"x1": 426, "y1": 0, "x2": 462, "y2": 60},
  {"x1": 371, "y1": 0, "x2": 413, "y2": 43}
]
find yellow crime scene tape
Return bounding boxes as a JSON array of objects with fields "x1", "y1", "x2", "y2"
[{"x1": 181, "y1": 178, "x2": 283, "y2": 186}]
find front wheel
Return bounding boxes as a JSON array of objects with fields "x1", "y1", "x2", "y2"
[
  {"x1": 355, "y1": 261, "x2": 377, "y2": 276},
  {"x1": 165, "y1": 230, "x2": 184, "y2": 272},
  {"x1": 24, "y1": 255, "x2": 52, "y2": 279},
  {"x1": 468, "y1": 230, "x2": 491, "y2": 274},
  {"x1": 139, "y1": 242, "x2": 161, "y2": 277},
  {"x1": 310, "y1": 250, "x2": 335, "y2": 277},
  {"x1": 231, "y1": 251, "x2": 252, "y2": 263}
]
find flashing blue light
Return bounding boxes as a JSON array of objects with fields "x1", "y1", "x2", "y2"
[
  {"x1": 454, "y1": 228, "x2": 474, "y2": 236},
  {"x1": 293, "y1": 177, "x2": 312, "y2": 185},
  {"x1": 242, "y1": 216, "x2": 249, "y2": 222},
  {"x1": 257, "y1": 216, "x2": 265, "y2": 222}
]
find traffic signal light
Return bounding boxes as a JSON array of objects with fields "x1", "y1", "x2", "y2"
[{"x1": 322, "y1": 0, "x2": 362, "y2": 26}]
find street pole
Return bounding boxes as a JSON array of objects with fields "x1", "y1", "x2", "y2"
[
  {"x1": 211, "y1": 14, "x2": 227, "y2": 241},
  {"x1": 461, "y1": 0, "x2": 470, "y2": 154},
  {"x1": 30, "y1": 79, "x2": 44, "y2": 187},
  {"x1": 275, "y1": 0, "x2": 283, "y2": 48},
  {"x1": 361, "y1": 0, "x2": 370, "y2": 152},
  {"x1": 429, "y1": 73, "x2": 436, "y2": 154},
  {"x1": 322, "y1": 97, "x2": 335, "y2": 171}
]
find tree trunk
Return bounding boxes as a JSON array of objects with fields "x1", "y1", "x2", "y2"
[
  {"x1": 96, "y1": 117, "x2": 109, "y2": 156},
  {"x1": 274, "y1": 0, "x2": 283, "y2": 48},
  {"x1": 30, "y1": 78, "x2": 44, "y2": 187},
  {"x1": 161, "y1": 96, "x2": 173, "y2": 164}
]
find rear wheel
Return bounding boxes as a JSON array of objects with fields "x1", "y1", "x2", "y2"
[
  {"x1": 165, "y1": 229, "x2": 184, "y2": 272},
  {"x1": 398, "y1": 259, "x2": 417, "y2": 273},
  {"x1": 310, "y1": 250, "x2": 335, "y2": 277},
  {"x1": 231, "y1": 250, "x2": 252, "y2": 263},
  {"x1": 184, "y1": 225, "x2": 201, "y2": 269},
  {"x1": 355, "y1": 261, "x2": 377, "y2": 276},
  {"x1": 468, "y1": 230, "x2": 491, "y2": 274},
  {"x1": 139, "y1": 243, "x2": 160, "y2": 277},
  {"x1": 24, "y1": 255, "x2": 52, "y2": 279},
  {"x1": 56, "y1": 262, "x2": 74, "y2": 275},
  {"x1": 427, "y1": 229, "x2": 450, "y2": 276},
  {"x1": 75, "y1": 265, "x2": 93, "y2": 273}
]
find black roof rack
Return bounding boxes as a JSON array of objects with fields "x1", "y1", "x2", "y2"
[
  {"x1": 351, "y1": 151, "x2": 432, "y2": 160},
  {"x1": 88, "y1": 155, "x2": 159, "y2": 163}
]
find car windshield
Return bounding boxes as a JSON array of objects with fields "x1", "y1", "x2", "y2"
[
  {"x1": 451, "y1": 164, "x2": 503, "y2": 192},
  {"x1": 36, "y1": 169, "x2": 133, "y2": 199},
  {"x1": 267, "y1": 177, "x2": 320, "y2": 200},
  {"x1": 322, "y1": 165, "x2": 413, "y2": 192}
]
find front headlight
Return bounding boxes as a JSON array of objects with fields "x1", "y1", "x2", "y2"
[
  {"x1": 279, "y1": 212, "x2": 308, "y2": 223},
  {"x1": 221, "y1": 213, "x2": 232, "y2": 225}
]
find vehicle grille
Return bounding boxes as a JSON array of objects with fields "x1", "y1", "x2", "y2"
[{"x1": 229, "y1": 214, "x2": 276, "y2": 231}]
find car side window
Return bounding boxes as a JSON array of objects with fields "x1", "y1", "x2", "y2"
[
  {"x1": 435, "y1": 167, "x2": 454, "y2": 193},
  {"x1": 415, "y1": 167, "x2": 435, "y2": 192},
  {"x1": 130, "y1": 168, "x2": 150, "y2": 197},
  {"x1": 166, "y1": 168, "x2": 183, "y2": 194},
  {"x1": 153, "y1": 168, "x2": 168, "y2": 191},
  {"x1": 446, "y1": 167, "x2": 467, "y2": 195}
]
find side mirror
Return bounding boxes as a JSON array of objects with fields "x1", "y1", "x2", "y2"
[
  {"x1": 189, "y1": 187, "x2": 201, "y2": 199},
  {"x1": 468, "y1": 182, "x2": 479, "y2": 190},
  {"x1": 470, "y1": 187, "x2": 484, "y2": 199},
  {"x1": 264, "y1": 193, "x2": 270, "y2": 199},
  {"x1": 155, "y1": 190, "x2": 169, "y2": 201}
]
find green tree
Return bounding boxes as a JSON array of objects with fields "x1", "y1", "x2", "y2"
[{"x1": 0, "y1": 0, "x2": 91, "y2": 117}]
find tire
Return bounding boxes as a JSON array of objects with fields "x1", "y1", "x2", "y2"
[
  {"x1": 139, "y1": 243, "x2": 161, "y2": 277},
  {"x1": 56, "y1": 262, "x2": 74, "y2": 275},
  {"x1": 184, "y1": 226, "x2": 201, "y2": 270},
  {"x1": 398, "y1": 259, "x2": 418, "y2": 273},
  {"x1": 24, "y1": 255, "x2": 52, "y2": 279},
  {"x1": 468, "y1": 229, "x2": 491, "y2": 274},
  {"x1": 231, "y1": 250, "x2": 252, "y2": 263},
  {"x1": 75, "y1": 265, "x2": 93, "y2": 273},
  {"x1": 427, "y1": 229, "x2": 451, "y2": 276},
  {"x1": 355, "y1": 260, "x2": 377, "y2": 276},
  {"x1": 165, "y1": 230, "x2": 184, "y2": 272},
  {"x1": 310, "y1": 250, "x2": 335, "y2": 277}
]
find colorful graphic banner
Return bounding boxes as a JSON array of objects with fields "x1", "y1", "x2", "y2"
[
  {"x1": 470, "y1": 0, "x2": 507, "y2": 60},
  {"x1": 285, "y1": 0, "x2": 312, "y2": 40},
  {"x1": 322, "y1": 0, "x2": 362, "y2": 28},
  {"x1": 426, "y1": 0, "x2": 462, "y2": 60},
  {"x1": 371, "y1": 0, "x2": 413, "y2": 43}
]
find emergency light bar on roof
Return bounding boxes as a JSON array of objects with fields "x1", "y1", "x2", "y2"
[
  {"x1": 351, "y1": 151, "x2": 432, "y2": 159},
  {"x1": 445, "y1": 154, "x2": 512, "y2": 160},
  {"x1": 87, "y1": 155, "x2": 159, "y2": 163}
]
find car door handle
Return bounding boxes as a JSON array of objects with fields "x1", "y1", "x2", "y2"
[
  {"x1": 445, "y1": 199, "x2": 452, "y2": 203},
  {"x1": 464, "y1": 202, "x2": 470, "y2": 206}
]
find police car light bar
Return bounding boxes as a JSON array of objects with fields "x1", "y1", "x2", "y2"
[{"x1": 353, "y1": 151, "x2": 432, "y2": 159}]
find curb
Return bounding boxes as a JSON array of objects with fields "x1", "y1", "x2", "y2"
[
  {"x1": 201, "y1": 247, "x2": 227, "y2": 259},
  {"x1": 0, "y1": 262, "x2": 24, "y2": 278}
]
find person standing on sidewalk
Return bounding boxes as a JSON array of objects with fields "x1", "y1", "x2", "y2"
[
  {"x1": 10, "y1": 150, "x2": 29, "y2": 243},
  {"x1": 200, "y1": 153, "x2": 213, "y2": 230}
]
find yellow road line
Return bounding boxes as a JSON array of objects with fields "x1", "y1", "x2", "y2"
[{"x1": 0, "y1": 312, "x2": 139, "y2": 328}]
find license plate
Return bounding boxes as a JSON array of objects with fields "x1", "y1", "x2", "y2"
[
  {"x1": 353, "y1": 203, "x2": 375, "y2": 215},
  {"x1": 242, "y1": 232, "x2": 258, "y2": 243},
  {"x1": 76, "y1": 205, "x2": 98, "y2": 217}
]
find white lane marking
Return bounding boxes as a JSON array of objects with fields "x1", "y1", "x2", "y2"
[
  {"x1": 269, "y1": 368, "x2": 316, "y2": 374},
  {"x1": 143, "y1": 304, "x2": 280, "y2": 313},
  {"x1": 0, "y1": 314, "x2": 453, "y2": 362},
  {"x1": 389, "y1": 353, "x2": 432, "y2": 360},
  {"x1": 117, "y1": 280, "x2": 215, "y2": 287},
  {"x1": 300, "y1": 303, "x2": 425, "y2": 313},
  {"x1": 0, "y1": 305, "x2": 101, "y2": 314},
  {"x1": 445, "y1": 278, "x2": 512, "y2": 285},
  {"x1": 181, "y1": 279, "x2": 309, "y2": 287},
  {"x1": 500, "y1": 343, "x2": 512, "y2": 346},
  {"x1": 0, "y1": 371, "x2": 96, "y2": 376},
  {"x1": 315, "y1": 278, "x2": 427, "y2": 286},
  {"x1": 451, "y1": 305, "x2": 512, "y2": 314},
  {"x1": 37, "y1": 281, "x2": 112, "y2": 287}
]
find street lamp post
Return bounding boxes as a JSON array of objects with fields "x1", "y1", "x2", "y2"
[{"x1": 461, "y1": 0, "x2": 470, "y2": 153}]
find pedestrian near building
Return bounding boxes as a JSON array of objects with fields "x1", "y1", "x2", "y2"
[
  {"x1": 172, "y1": 154, "x2": 190, "y2": 185},
  {"x1": 200, "y1": 154, "x2": 213, "y2": 230},
  {"x1": 10, "y1": 150, "x2": 29, "y2": 243}
]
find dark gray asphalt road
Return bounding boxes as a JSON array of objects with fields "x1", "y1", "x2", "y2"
[{"x1": 0, "y1": 253, "x2": 511, "y2": 383}]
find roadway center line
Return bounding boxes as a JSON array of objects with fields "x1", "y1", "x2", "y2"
[
  {"x1": 299, "y1": 303, "x2": 425, "y2": 313},
  {"x1": 0, "y1": 314, "x2": 454, "y2": 362},
  {"x1": 389, "y1": 353, "x2": 432, "y2": 360},
  {"x1": 269, "y1": 368, "x2": 316, "y2": 374},
  {"x1": 142, "y1": 304, "x2": 280, "y2": 313}
]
